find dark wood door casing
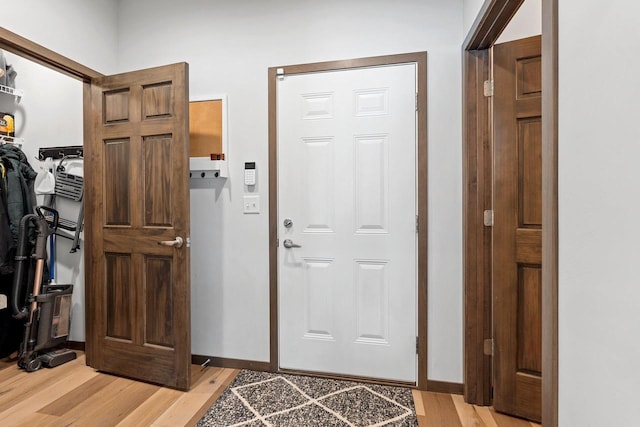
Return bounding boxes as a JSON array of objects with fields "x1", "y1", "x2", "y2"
[
  {"x1": 85, "y1": 63, "x2": 191, "y2": 390},
  {"x1": 462, "y1": 48, "x2": 492, "y2": 406},
  {"x1": 492, "y1": 36, "x2": 542, "y2": 422}
]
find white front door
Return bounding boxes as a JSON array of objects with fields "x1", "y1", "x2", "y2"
[{"x1": 277, "y1": 63, "x2": 417, "y2": 383}]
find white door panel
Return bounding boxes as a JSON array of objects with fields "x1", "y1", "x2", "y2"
[{"x1": 278, "y1": 64, "x2": 417, "y2": 382}]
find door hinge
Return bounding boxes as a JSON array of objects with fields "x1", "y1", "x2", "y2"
[
  {"x1": 483, "y1": 79, "x2": 494, "y2": 97},
  {"x1": 416, "y1": 337, "x2": 419, "y2": 354},
  {"x1": 483, "y1": 210, "x2": 494, "y2": 227},
  {"x1": 415, "y1": 93, "x2": 419, "y2": 111},
  {"x1": 276, "y1": 238, "x2": 279, "y2": 247},
  {"x1": 484, "y1": 338, "x2": 494, "y2": 356},
  {"x1": 276, "y1": 67, "x2": 285, "y2": 81},
  {"x1": 415, "y1": 215, "x2": 419, "y2": 233}
]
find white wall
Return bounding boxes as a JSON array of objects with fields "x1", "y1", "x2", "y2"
[
  {"x1": 463, "y1": 0, "x2": 486, "y2": 36},
  {"x1": 118, "y1": 0, "x2": 465, "y2": 382},
  {"x1": 496, "y1": 0, "x2": 541, "y2": 43},
  {"x1": 0, "y1": 0, "x2": 119, "y2": 74},
  {"x1": 558, "y1": 1, "x2": 640, "y2": 425}
]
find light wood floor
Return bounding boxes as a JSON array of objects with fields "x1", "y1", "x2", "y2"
[
  {"x1": 413, "y1": 390, "x2": 542, "y2": 427},
  {"x1": 0, "y1": 353, "x2": 238, "y2": 426},
  {"x1": 1, "y1": 353, "x2": 540, "y2": 426}
]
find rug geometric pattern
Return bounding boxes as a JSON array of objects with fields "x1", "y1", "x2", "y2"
[{"x1": 197, "y1": 370, "x2": 418, "y2": 427}]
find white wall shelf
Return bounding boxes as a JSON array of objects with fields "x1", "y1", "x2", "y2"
[
  {"x1": 0, "y1": 84, "x2": 23, "y2": 102},
  {"x1": 0, "y1": 135, "x2": 24, "y2": 146},
  {"x1": 189, "y1": 157, "x2": 227, "y2": 178}
]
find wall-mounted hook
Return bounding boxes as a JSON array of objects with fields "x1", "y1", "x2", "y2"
[{"x1": 38, "y1": 145, "x2": 84, "y2": 160}]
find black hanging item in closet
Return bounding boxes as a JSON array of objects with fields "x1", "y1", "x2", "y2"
[
  {"x1": 0, "y1": 163, "x2": 13, "y2": 275},
  {"x1": 0, "y1": 144, "x2": 37, "y2": 358},
  {"x1": 0, "y1": 144, "x2": 37, "y2": 239},
  {"x1": 0, "y1": 53, "x2": 25, "y2": 359},
  {"x1": 0, "y1": 144, "x2": 37, "y2": 272}
]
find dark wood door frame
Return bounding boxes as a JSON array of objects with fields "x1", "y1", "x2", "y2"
[
  {"x1": 268, "y1": 52, "x2": 429, "y2": 389},
  {"x1": 462, "y1": 1, "x2": 558, "y2": 426},
  {"x1": 0, "y1": 27, "x2": 102, "y2": 81}
]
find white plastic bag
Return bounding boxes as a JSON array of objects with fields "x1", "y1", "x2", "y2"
[{"x1": 35, "y1": 157, "x2": 56, "y2": 195}]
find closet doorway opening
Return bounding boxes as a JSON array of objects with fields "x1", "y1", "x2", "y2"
[{"x1": 0, "y1": 43, "x2": 85, "y2": 363}]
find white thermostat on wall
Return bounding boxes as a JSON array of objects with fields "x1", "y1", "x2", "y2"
[{"x1": 244, "y1": 162, "x2": 256, "y2": 186}]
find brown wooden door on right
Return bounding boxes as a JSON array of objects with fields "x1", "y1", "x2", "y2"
[{"x1": 492, "y1": 35, "x2": 542, "y2": 422}]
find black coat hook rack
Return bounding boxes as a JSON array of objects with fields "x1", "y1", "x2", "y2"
[{"x1": 38, "y1": 146, "x2": 83, "y2": 160}]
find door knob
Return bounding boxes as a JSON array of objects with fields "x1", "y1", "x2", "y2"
[
  {"x1": 283, "y1": 239, "x2": 301, "y2": 249},
  {"x1": 158, "y1": 236, "x2": 184, "y2": 248}
]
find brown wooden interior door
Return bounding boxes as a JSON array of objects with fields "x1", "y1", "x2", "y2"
[
  {"x1": 85, "y1": 63, "x2": 191, "y2": 390},
  {"x1": 493, "y1": 36, "x2": 542, "y2": 422}
]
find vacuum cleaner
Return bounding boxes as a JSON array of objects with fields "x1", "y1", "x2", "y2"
[{"x1": 10, "y1": 206, "x2": 76, "y2": 372}]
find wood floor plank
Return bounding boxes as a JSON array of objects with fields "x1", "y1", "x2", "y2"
[
  {"x1": 0, "y1": 365, "x2": 98, "y2": 426},
  {"x1": 451, "y1": 394, "x2": 488, "y2": 427},
  {"x1": 419, "y1": 391, "x2": 463, "y2": 427},
  {"x1": 151, "y1": 393, "x2": 215, "y2": 425},
  {"x1": 490, "y1": 408, "x2": 538, "y2": 427},
  {"x1": 8, "y1": 412, "x2": 59, "y2": 425},
  {"x1": 0, "y1": 369, "x2": 30, "y2": 398},
  {"x1": 41, "y1": 376, "x2": 134, "y2": 426},
  {"x1": 117, "y1": 365, "x2": 225, "y2": 427},
  {"x1": 475, "y1": 406, "x2": 500, "y2": 427},
  {"x1": 0, "y1": 361, "x2": 22, "y2": 384},
  {"x1": 116, "y1": 387, "x2": 183, "y2": 427},
  {"x1": 412, "y1": 389, "x2": 426, "y2": 417},
  {"x1": 58, "y1": 379, "x2": 160, "y2": 426},
  {"x1": 191, "y1": 365, "x2": 223, "y2": 388},
  {"x1": 38, "y1": 372, "x2": 119, "y2": 415},
  {"x1": 0, "y1": 355, "x2": 86, "y2": 413},
  {"x1": 151, "y1": 367, "x2": 238, "y2": 427},
  {"x1": 185, "y1": 368, "x2": 240, "y2": 426},
  {"x1": 0, "y1": 354, "x2": 18, "y2": 371},
  {"x1": 191, "y1": 364, "x2": 211, "y2": 385}
]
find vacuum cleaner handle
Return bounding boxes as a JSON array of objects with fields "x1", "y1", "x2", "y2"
[
  {"x1": 11, "y1": 214, "x2": 49, "y2": 320},
  {"x1": 12, "y1": 214, "x2": 38, "y2": 319},
  {"x1": 32, "y1": 217, "x2": 49, "y2": 261}
]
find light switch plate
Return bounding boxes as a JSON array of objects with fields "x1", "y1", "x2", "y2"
[{"x1": 243, "y1": 195, "x2": 260, "y2": 214}]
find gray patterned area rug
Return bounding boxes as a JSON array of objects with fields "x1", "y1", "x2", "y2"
[{"x1": 197, "y1": 370, "x2": 418, "y2": 427}]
